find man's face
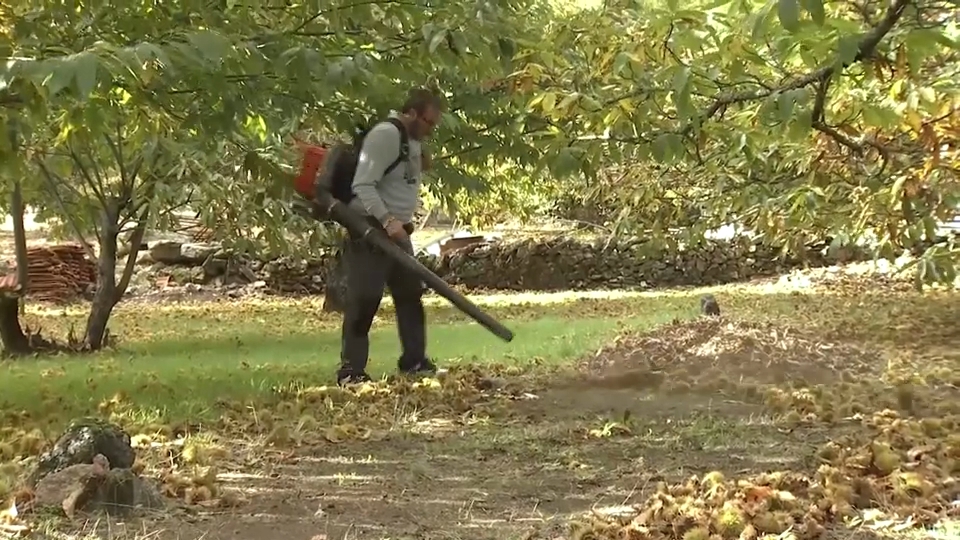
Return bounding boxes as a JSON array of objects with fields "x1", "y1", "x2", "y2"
[{"x1": 412, "y1": 106, "x2": 440, "y2": 140}]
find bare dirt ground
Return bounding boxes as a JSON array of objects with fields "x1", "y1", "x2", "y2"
[{"x1": 46, "y1": 315, "x2": 957, "y2": 540}]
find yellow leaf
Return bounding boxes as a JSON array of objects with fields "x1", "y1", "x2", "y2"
[
  {"x1": 603, "y1": 108, "x2": 621, "y2": 127},
  {"x1": 903, "y1": 110, "x2": 923, "y2": 133},
  {"x1": 889, "y1": 79, "x2": 905, "y2": 100},
  {"x1": 558, "y1": 92, "x2": 580, "y2": 112},
  {"x1": 598, "y1": 49, "x2": 616, "y2": 71},
  {"x1": 541, "y1": 92, "x2": 557, "y2": 113}
]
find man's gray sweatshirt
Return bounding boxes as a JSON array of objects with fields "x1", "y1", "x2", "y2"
[{"x1": 348, "y1": 113, "x2": 422, "y2": 225}]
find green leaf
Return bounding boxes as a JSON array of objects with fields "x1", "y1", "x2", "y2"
[
  {"x1": 450, "y1": 31, "x2": 468, "y2": 56},
  {"x1": 836, "y1": 35, "x2": 861, "y2": 66},
  {"x1": 186, "y1": 30, "x2": 233, "y2": 63},
  {"x1": 672, "y1": 67, "x2": 691, "y2": 96},
  {"x1": 777, "y1": 0, "x2": 801, "y2": 33},
  {"x1": 72, "y1": 52, "x2": 100, "y2": 99},
  {"x1": 652, "y1": 134, "x2": 684, "y2": 162},
  {"x1": 42, "y1": 59, "x2": 75, "y2": 97},
  {"x1": 551, "y1": 147, "x2": 580, "y2": 178},
  {"x1": 613, "y1": 53, "x2": 631, "y2": 77},
  {"x1": 777, "y1": 91, "x2": 795, "y2": 122},
  {"x1": 702, "y1": 0, "x2": 734, "y2": 9},
  {"x1": 497, "y1": 37, "x2": 515, "y2": 61},
  {"x1": 861, "y1": 104, "x2": 899, "y2": 130},
  {"x1": 580, "y1": 95, "x2": 602, "y2": 112},
  {"x1": 787, "y1": 110, "x2": 812, "y2": 140},
  {"x1": 429, "y1": 29, "x2": 448, "y2": 54},
  {"x1": 799, "y1": 0, "x2": 825, "y2": 25}
]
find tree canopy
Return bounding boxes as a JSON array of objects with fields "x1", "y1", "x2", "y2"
[{"x1": 1, "y1": 0, "x2": 958, "y2": 286}]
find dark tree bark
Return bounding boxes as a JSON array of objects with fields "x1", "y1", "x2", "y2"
[
  {"x1": 114, "y1": 211, "x2": 148, "y2": 304},
  {"x1": 85, "y1": 200, "x2": 121, "y2": 350},
  {"x1": 0, "y1": 295, "x2": 29, "y2": 355},
  {"x1": 2, "y1": 179, "x2": 31, "y2": 355}
]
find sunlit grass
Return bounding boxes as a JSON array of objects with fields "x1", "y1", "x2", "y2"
[{"x1": 4, "y1": 280, "x2": 959, "y2": 434}]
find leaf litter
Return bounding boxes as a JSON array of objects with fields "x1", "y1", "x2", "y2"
[
  {"x1": 553, "y1": 314, "x2": 960, "y2": 540},
  {"x1": 1, "y1": 287, "x2": 959, "y2": 539}
]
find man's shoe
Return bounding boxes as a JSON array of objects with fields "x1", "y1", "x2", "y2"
[
  {"x1": 398, "y1": 357, "x2": 438, "y2": 376},
  {"x1": 337, "y1": 369, "x2": 373, "y2": 386}
]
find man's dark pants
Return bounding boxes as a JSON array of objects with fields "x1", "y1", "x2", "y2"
[{"x1": 338, "y1": 223, "x2": 427, "y2": 378}]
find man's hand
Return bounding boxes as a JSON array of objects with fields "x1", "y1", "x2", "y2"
[{"x1": 383, "y1": 217, "x2": 408, "y2": 242}]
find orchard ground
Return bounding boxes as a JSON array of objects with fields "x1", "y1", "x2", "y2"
[{"x1": 1, "y1": 266, "x2": 959, "y2": 540}]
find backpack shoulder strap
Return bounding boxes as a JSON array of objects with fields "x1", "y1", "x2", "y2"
[{"x1": 382, "y1": 117, "x2": 410, "y2": 176}]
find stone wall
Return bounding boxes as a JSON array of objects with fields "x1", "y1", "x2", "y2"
[
  {"x1": 138, "y1": 236, "x2": 872, "y2": 295},
  {"x1": 427, "y1": 237, "x2": 872, "y2": 290}
]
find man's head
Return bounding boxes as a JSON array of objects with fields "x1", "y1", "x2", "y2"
[{"x1": 400, "y1": 87, "x2": 443, "y2": 140}]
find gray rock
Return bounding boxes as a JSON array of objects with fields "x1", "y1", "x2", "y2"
[
  {"x1": 136, "y1": 251, "x2": 154, "y2": 265},
  {"x1": 180, "y1": 243, "x2": 219, "y2": 264},
  {"x1": 29, "y1": 418, "x2": 135, "y2": 487},
  {"x1": 148, "y1": 241, "x2": 183, "y2": 265},
  {"x1": 92, "y1": 468, "x2": 166, "y2": 514},
  {"x1": 202, "y1": 255, "x2": 228, "y2": 279}
]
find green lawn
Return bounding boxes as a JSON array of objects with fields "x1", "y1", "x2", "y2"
[
  {"x1": 2, "y1": 290, "x2": 695, "y2": 430},
  {"x1": 4, "y1": 282, "x2": 956, "y2": 435}
]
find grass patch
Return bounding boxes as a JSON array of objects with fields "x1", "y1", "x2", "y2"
[
  {"x1": 1, "y1": 291, "x2": 692, "y2": 430},
  {"x1": 2, "y1": 278, "x2": 959, "y2": 540}
]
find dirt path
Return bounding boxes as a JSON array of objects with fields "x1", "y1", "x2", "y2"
[{"x1": 112, "y1": 382, "x2": 851, "y2": 540}]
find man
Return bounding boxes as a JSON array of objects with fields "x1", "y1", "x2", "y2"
[{"x1": 337, "y1": 87, "x2": 443, "y2": 385}]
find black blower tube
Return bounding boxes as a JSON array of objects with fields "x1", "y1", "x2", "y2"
[{"x1": 311, "y1": 190, "x2": 515, "y2": 343}]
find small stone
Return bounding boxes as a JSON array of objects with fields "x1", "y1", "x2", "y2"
[
  {"x1": 201, "y1": 256, "x2": 228, "y2": 279},
  {"x1": 179, "y1": 243, "x2": 219, "y2": 264},
  {"x1": 29, "y1": 418, "x2": 135, "y2": 487},
  {"x1": 148, "y1": 242, "x2": 183, "y2": 265}
]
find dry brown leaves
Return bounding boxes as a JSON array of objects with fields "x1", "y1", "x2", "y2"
[
  {"x1": 580, "y1": 318, "x2": 882, "y2": 391},
  {"x1": 569, "y1": 409, "x2": 960, "y2": 540}
]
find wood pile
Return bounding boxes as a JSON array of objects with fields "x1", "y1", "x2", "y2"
[
  {"x1": 176, "y1": 216, "x2": 216, "y2": 243},
  {"x1": 0, "y1": 245, "x2": 97, "y2": 302}
]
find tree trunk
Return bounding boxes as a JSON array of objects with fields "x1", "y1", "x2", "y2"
[
  {"x1": 114, "y1": 211, "x2": 148, "y2": 305},
  {"x1": 85, "y1": 201, "x2": 121, "y2": 350},
  {"x1": 11, "y1": 180, "x2": 29, "y2": 291},
  {"x1": 0, "y1": 295, "x2": 29, "y2": 355},
  {"x1": 2, "y1": 179, "x2": 31, "y2": 355}
]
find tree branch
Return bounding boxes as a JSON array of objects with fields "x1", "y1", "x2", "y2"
[
  {"x1": 11, "y1": 180, "x2": 30, "y2": 295},
  {"x1": 290, "y1": 1, "x2": 421, "y2": 34},
  {"x1": 65, "y1": 144, "x2": 107, "y2": 205},
  {"x1": 114, "y1": 206, "x2": 148, "y2": 305},
  {"x1": 810, "y1": 68, "x2": 892, "y2": 172},
  {"x1": 34, "y1": 158, "x2": 97, "y2": 259},
  {"x1": 692, "y1": 0, "x2": 911, "y2": 131}
]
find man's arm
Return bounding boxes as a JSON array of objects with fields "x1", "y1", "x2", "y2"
[{"x1": 351, "y1": 124, "x2": 401, "y2": 223}]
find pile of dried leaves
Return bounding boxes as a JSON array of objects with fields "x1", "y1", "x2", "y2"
[
  {"x1": 568, "y1": 412, "x2": 960, "y2": 540},
  {"x1": 580, "y1": 318, "x2": 882, "y2": 391}
]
